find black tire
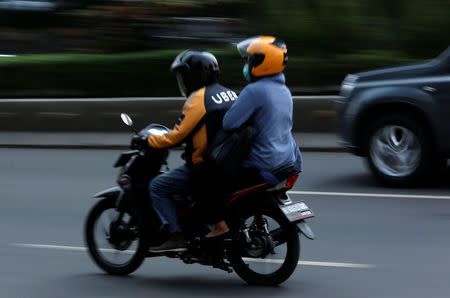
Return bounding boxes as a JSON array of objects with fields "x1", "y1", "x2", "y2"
[
  {"x1": 228, "y1": 209, "x2": 300, "y2": 286},
  {"x1": 365, "y1": 113, "x2": 434, "y2": 187},
  {"x1": 85, "y1": 197, "x2": 147, "y2": 275}
]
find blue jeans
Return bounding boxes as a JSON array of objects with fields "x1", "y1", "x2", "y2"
[{"x1": 149, "y1": 165, "x2": 191, "y2": 233}]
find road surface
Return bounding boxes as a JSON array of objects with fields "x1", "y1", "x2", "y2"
[{"x1": 0, "y1": 148, "x2": 449, "y2": 297}]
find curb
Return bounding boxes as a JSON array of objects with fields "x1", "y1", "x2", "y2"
[
  {"x1": 0, "y1": 144, "x2": 347, "y2": 152},
  {"x1": 0, "y1": 96, "x2": 340, "y2": 133},
  {"x1": 0, "y1": 132, "x2": 345, "y2": 152}
]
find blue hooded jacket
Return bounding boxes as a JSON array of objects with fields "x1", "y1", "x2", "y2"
[{"x1": 222, "y1": 73, "x2": 302, "y2": 172}]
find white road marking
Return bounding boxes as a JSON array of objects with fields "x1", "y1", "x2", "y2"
[
  {"x1": 288, "y1": 190, "x2": 450, "y2": 200},
  {"x1": 11, "y1": 243, "x2": 135, "y2": 254},
  {"x1": 10, "y1": 243, "x2": 374, "y2": 269},
  {"x1": 242, "y1": 258, "x2": 374, "y2": 269}
]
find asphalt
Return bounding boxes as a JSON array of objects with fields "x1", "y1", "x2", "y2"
[{"x1": 0, "y1": 149, "x2": 450, "y2": 297}]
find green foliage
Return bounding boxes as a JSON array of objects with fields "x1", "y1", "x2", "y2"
[
  {"x1": 252, "y1": 0, "x2": 450, "y2": 59},
  {"x1": 1, "y1": 0, "x2": 448, "y2": 97},
  {"x1": 0, "y1": 49, "x2": 424, "y2": 97}
]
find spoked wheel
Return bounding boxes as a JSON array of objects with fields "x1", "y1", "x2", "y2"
[
  {"x1": 85, "y1": 197, "x2": 147, "y2": 275},
  {"x1": 228, "y1": 209, "x2": 300, "y2": 286}
]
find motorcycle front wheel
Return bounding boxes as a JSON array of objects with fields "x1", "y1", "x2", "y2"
[
  {"x1": 85, "y1": 197, "x2": 147, "y2": 275},
  {"x1": 228, "y1": 208, "x2": 300, "y2": 286}
]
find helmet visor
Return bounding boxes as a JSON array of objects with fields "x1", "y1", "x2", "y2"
[
  {"x1": 236, "y1": 36, "x2": 261, "y2": 58},
  {"x1": 176, "y1": 72, "x2": 187, "y2": 97},
  {"x1": 170, "y1": 50, "x2": 189, "y2": 72}
]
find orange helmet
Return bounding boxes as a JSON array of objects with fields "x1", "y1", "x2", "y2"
[{"x1": 237, "y1": 36, "x2": 288, "y2": 80}]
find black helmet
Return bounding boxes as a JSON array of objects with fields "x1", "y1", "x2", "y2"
[{"x1": 170, "y1": 50, "x2": 220, "y2": 97}]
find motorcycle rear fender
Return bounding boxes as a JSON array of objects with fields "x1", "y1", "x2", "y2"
[
  {"x1": 93, "y1": 186, "x2": 122, "y2": 199},
  {"x1": 275, "y1": 193, "x2": 314, "y2": 240},
  {"x1": 296, "y1": 221, "x2": 315, "y2": 240},
  {"x1": 269, "y1": 197, "x2": 315, "y2": 240}
]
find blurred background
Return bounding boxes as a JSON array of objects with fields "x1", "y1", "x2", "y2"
[
  {"x1": 1, "y1": 3, "x2": 450, "y2": 297},
  {"x1": 0, "y1": 0, "x2": 449, "y2": 97}
]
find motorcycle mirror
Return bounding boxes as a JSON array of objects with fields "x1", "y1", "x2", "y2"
[
  {"x1": 120, "y1": 113, "x2": 138, "y2": 133},
  {"x1": 121, "y1": 113, "x2": 133, "y2": 126}
]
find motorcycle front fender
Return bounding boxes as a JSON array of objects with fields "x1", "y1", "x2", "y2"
[
  {"x1": 93, "y1": 186, "x2": 122, "y2": 199},
  {"x1": 296, "y1": 221, "x2": 314, "y2": 240}
]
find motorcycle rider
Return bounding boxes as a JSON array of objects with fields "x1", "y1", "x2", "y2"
[
  {"x1": 206, "y1": 36, "x2": 303, "y2": 238},
  {"x1": 138, "y1": 50, "x2": 237, "y2": 252}
]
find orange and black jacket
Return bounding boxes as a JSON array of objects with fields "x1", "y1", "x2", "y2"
[{"x1": 147, "y1": 83, "x2": 237, "y2": 167}]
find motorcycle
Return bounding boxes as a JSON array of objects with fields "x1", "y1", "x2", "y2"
[{"x1": 84, "y1": 113, "x2": 315, "y2": 286}]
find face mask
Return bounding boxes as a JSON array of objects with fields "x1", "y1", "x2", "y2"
[{"x1": 242, "y1": 64, "x2": 251, "y2": 82}]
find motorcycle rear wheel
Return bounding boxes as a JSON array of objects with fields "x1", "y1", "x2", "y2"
[
  {"x1": 228, "y1": 208, "x2": 300, "y2": 286},
  {"x1": 85, "y1": 197, "x2": 147, "y2": 275}
]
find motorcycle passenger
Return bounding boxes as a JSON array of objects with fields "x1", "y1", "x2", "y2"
[
  {"x1": 142, "y1": 50, "x2": 237, "y2": 252},
  {"x1": 207, "y1": 36, "x2": 303, "y2": 238}
]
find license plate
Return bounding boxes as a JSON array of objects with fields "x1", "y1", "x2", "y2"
[{"x1": 280, "y1": 202, "x2": 314, "y2": 222}]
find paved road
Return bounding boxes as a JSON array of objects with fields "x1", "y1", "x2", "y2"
[{"x1": 0, "y1": 149, "x2": 449, "y2": 297}]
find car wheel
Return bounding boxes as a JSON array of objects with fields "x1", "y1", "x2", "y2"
[{"x1": 366, "y1": 113, "x2": 433, "y2": 186}]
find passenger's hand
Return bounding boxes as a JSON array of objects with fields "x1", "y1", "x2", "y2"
[{"x1": 131, "y1": 134, "x2": 148, "y2": 149}]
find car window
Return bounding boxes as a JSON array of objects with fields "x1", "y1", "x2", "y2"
[{"x1": 437, "y1": 46, "x2": 450, "y2": 72}]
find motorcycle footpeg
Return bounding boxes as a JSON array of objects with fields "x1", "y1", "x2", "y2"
[{"x1": 212, "y1": 259, "x2": 233, "y2": 273}]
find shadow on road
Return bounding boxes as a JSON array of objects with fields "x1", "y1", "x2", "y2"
[
  {"x1": 47, "y1": 273, "x2": 308, "y2": 297},
  {"x1": 322, "y1": 165, "x2": 450, "y2": 190}
]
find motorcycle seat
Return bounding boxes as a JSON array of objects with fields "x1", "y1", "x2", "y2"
[{"x1": 260, "y1": 164, "x2": 300, "y2": 186}]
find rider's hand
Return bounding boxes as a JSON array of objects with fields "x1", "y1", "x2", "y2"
[{"x1": 131, "y1": 134, "x2": 148, "y2": 149}]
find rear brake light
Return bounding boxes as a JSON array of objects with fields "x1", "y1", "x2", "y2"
[{"x1": 286, "y1": 174, "x2": 299, "y2": 189}]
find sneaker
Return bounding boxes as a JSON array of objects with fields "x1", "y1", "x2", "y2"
[{"x1": 148, "y1": 232, "x2": 187, "y2": 253}]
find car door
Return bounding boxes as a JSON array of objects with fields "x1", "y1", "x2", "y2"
[{"x1": 429, "y1": 61, "x2": 450, "y2": 152}]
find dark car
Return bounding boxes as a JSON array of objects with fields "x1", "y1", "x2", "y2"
[
  {"x1": 0, "y1": 0, "x2": 92, "y2": 11},
  {"x1": 337, "y1": 47, "x2": 450, "y2": 186}
]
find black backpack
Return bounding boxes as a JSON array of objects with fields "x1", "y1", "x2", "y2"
[{"x1": 205, "y1": 126, "x2": 257, "y2": 176}]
